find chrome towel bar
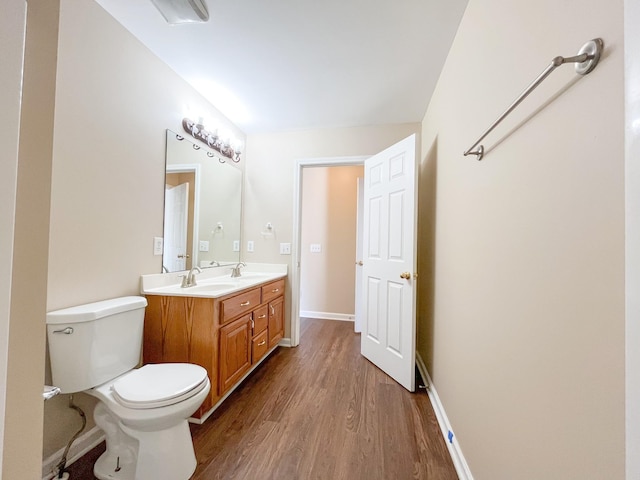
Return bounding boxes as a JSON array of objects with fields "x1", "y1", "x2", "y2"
[{"x1": 463, "y1": 38, "x2": 604, "y2": 161}]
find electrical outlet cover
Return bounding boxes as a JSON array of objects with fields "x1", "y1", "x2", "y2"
[{"x1": 153, "y1": 237, "x2": 163, "y2": 256}]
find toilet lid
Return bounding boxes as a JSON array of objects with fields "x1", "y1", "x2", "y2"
[{"x1": 112, "y1": 364, "x2": 208, "y2": 409}]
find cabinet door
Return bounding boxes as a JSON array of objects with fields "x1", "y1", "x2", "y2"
[
  {"x1": 219, "y1": 314, "x2": 252, "y2": 395},
  {"x1": 268, "y1": 296, "x2": 284, "y2": 348}
]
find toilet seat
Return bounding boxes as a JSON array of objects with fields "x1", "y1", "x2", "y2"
[{"x1": 111, "y1": 363, "x2": 208, "y2": 409}]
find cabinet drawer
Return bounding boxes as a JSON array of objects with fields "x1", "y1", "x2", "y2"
[
  {"x1": 261, "y1": 278, "x2": 284, "y2": 304},
  {"x1": 253, "y1": 305, "x2": 268, "y2": 335},
  {"x1": 252, "y1": 330, "x2": 269, "y2": 364},
  {"x1": 221, "y1": 288, "x2": 261, "y2": 325}
]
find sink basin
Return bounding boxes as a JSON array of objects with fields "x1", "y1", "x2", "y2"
[
  {"x1": 226, "y1": 272, "x2": 271, "y2": 282},
  {"x1": 187, "y1": 282, "x2": 238, "y2": 293}
]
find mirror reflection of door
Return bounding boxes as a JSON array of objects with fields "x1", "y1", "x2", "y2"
[{"x1": 164, "y1": 172, "x2": 195, "y2": 272}]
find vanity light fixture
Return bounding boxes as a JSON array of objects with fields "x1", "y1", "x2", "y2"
[{"x1": 182, "y1": 118, "x2": 242, "y2": 163}]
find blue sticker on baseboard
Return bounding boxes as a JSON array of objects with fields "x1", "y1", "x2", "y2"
[{"x1": 448, "y1": 430, "x2": 454, "y2": 443}]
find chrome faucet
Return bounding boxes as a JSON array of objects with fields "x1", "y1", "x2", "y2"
[
  {"x1": 180, "y1": 266, "x2": 202, "y2": 288},
  {"x1": 230, "y1": 262, "x2": 246, "y2": 278}
]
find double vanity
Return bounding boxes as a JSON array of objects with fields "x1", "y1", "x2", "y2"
[{"x1": 140, "y1": 264, "x2": 287, "y2": 421}]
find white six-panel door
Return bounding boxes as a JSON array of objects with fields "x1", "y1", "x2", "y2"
[
  {"x1": 163, "y1": 182, "x2": 189, "y2": 272},
  {"x1": 361, "y1": 134, "x2": 416, "y2": 391}
]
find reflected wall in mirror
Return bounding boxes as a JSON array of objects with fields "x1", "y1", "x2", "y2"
[{"x1": 162, "y1": 129, "x2": 242, "y2": 272}]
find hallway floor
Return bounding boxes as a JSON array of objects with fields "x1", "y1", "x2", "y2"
[{"x1": 65, "y1": 318, "x2": 457, "y2": 479}]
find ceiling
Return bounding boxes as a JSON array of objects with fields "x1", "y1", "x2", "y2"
[{"x1": 96, "y1": 0, "x2": 468, "y2": 134}]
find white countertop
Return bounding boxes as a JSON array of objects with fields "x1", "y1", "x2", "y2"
[{"x1": 140, "y1": 263, "x2": 287, "y2": 299}]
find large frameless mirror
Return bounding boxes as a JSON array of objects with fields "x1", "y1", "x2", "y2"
[{"x1": 162, "y1": 129, "x2": 242, "y2": 272}]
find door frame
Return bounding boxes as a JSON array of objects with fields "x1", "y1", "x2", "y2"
[{"x1": 291, "y1": 156, "x2": 368, "y2": 347}]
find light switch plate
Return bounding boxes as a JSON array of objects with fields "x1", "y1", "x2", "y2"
[
  {"x1": 310, "y1": 243, "x2": 322, "y2": 253},
  {"x1": 199, "y1": 240, "x2": 209, "y2": 252},
  {"x1": 247, "y1": 240, "x2": 254, "y2": 252},
  {"x1": 153, "y1": 237, "x2": 163, "y2": 256},
  {"x1": 233, "y1": 240, "x2": 240, "y2": 252},
  {"x1": 280, "y1": 243, "x2": 291, "y2": 255}
]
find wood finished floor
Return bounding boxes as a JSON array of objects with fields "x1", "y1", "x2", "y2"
[{"x1": 65, "y1": 318, "x2": 457, "y2": 479}]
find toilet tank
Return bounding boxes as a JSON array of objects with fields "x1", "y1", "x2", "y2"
[{"x1": 46, "y1": 296, "x2": 148, "y2": 394}]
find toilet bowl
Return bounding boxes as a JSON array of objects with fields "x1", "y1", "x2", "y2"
[
  {"x1": 88, "y1": 364, "x2": 210, "y2": 479},
  {"x1": 46, "y1": 296, "x2": 210, "y2": 480},
  {"x1": 91, "y1": 363, "x2": 210, "y2": 430}
]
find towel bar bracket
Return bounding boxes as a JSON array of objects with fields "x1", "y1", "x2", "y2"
[{"x1": 463, "y1": 38, "x2": 603, "y2": 161}]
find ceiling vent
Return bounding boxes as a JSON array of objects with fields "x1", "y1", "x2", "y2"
[{"x1": 150, "y1": 0, "x2": 209, "y2": 24}]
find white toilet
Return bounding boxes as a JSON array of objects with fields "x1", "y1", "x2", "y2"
[{"x1": 46, "y1": 296, "x2": 210, "y2": 480}]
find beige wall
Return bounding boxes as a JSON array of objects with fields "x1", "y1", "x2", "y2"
[
  {"x1": 244, "y1": 124, "x2": 419, "y2": 336},
  {"x1": 300, "y1": 166, "x2": 364, "y2": 317},
  {"x1": 0, "y1": 0, "x2": 27, "y2": 477},
  {"x1": 419, "y1": 0, "x2": 624, "y2": 478},
  {"x1": 42, "y1": 0, "x2": 244, "y2": 461},
  {"x1": 3, "y1": 1, "x2": 60, "y2": 478}
]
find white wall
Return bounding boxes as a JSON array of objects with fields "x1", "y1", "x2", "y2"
[
  {"x1": 0, "y1": 0, "x2": 26, "y2": 474},
  {"x1": 420, "y1": 0, "x2": 624, "y2": 478}
]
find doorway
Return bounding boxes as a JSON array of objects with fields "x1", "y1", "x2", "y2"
[
  {"x1": 291, "y1": 157, "x2": 367, "y2": 347},
  {"x1": 298, "y1": 165, "x2": 364, "y2": 325},
  {"x1": 291, "y1": 134, "x2": 418, "y2": 392}
]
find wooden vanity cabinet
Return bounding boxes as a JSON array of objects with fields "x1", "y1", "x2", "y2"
[{"x1": 143, "y1": 276, "x2": 286, "y2": 419}]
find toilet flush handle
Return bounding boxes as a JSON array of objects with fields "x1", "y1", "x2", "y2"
[{"x1": 52, "y1": 327, "x2": 74, "y2": 335}]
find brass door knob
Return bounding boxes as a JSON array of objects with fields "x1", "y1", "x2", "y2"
[{"x1": 400, "y1": 272, "x2": 411, "y2": 280}]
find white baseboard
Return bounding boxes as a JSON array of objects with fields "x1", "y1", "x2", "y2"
[
  {"x1": 299, "y1": 310, "x2": 354, "y2": 322},
  {"x1": 416, "y1": 352, "x2": 474, "y2": 480},
  {"x1": 42, "y1": 425, "x2": 104, "y2": 480}
]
